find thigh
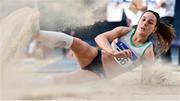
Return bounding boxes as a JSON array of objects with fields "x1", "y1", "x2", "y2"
[
  {"x1": 70, "y1": 38, "x2": 98, "y2": 68},
  {"x1": 102, "y1": 51, "x2": 127, "y2": 78},
  {"x1": 102, "y1": 52, "x2": 119, "y2": 78}
]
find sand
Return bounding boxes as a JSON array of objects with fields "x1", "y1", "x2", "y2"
[
  {"x1": 1, "y1": 57, "x2": 179, "y2": 100},
  {"x1": 0, "y1": 7, "x2": 40, "y2": 68},
  {"x1": 0, "y1": 7, "x2": 40, "y2": 99},
  {"x1": 0, "y1": 7, "x2": 179, "y2": 101}
]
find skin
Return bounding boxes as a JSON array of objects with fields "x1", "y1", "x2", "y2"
[
  {"x1": 96, "y1": 12, "x2": 157, "y2": 78},
  {"x1": 129, "y1": 0, "x2": 147, "y2": 14},
  {"x1": 155, "y1": 0, "x2": 166, "y2": 8},
  {"x1": 36, "y1": 12, "x2": 158, "y2": 83}
]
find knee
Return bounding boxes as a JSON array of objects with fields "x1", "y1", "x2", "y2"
[
  {"x1": 71, "y1": 37, "x2": 90, "y2": 52},
  {"x1": 72, "y1": 37, "x2": 82, "y2": 45}
]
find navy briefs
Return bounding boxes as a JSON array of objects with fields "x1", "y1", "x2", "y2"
[{"x1": 82, "y1": 50, "x2": 106, "y2": 78}]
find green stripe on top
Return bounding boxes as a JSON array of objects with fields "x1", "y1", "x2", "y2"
[
  {"x1": 130, "y1": 28, "x2": 150, "y2": 48},
  {"x1": 129, "y1": 28, "x2": 152, "y2": 56}
]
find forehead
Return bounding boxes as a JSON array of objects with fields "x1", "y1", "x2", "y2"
[{"x1": 141, "y1": 12, "x2": 157, "y2": 22}]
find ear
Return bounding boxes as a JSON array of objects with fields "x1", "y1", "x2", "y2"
[{"x1": 153, "y1": 26, "x2": 157, "y2": 33}]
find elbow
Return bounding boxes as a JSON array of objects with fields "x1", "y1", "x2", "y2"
[{"x1": 95, "y1": 34, "x2": 102, "y2": 43}]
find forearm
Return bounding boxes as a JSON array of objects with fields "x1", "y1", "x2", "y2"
[
  {"x1": 95, "y1": 34, "x2": 114, "y2": 54},
  {"x1": 95, "y1": 26, "x2": 130, "y2": 55}
]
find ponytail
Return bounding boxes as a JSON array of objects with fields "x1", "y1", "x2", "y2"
[{"x1": 153, "y1": 22, "x2": 176, "y2": 57}]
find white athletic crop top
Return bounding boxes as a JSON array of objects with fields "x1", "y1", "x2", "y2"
[{"x1": 111, "y1": 28, "x2": 152, "y2": 69}]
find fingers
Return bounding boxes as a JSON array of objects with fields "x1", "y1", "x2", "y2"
[
  {"x1": 113, "y1": 49, "x2": 132, "y2": 58},
  {"x1": 102, "y1": 48, "x2": 132, "y2": 59},
  {"x1": 123, "y1": 49, "x2": 132, "y2": 58}
]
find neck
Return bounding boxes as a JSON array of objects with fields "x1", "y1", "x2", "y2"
[{"x1": 132, "y1": 34, "x2": 147, "y2": 46}]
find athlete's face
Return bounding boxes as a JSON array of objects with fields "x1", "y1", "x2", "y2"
[{"x1": 136, "y1": 12, "x2": 157, "y2": 38}]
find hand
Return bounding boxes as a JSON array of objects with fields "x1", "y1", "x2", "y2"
[{"x1": 111, "y1": 49, "x2": 132, "y2": 59}]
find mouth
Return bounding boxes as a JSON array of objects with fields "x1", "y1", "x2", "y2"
[{"x1": 140, "y1": 27, "x2": 145, "y2": 31}]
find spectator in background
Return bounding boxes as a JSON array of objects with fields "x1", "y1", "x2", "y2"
[
  {"x1": 148, "y1": 0, "x2": 176, "y2": 25},
  {"x1": 124, "y1": 0, "x2": 147, "y2": 26}
]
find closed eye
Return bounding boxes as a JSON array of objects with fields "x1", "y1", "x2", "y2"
[{"x1": 148, "y1": 20, "x2": 155, "y2": 25}]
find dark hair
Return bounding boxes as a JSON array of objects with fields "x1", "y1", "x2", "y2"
[{"x1": 143, "y1": 10, "x2": 176, "y2": 57}]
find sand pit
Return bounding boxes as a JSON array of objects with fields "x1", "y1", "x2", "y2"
[
  {"x1": 0, "y1": 7, "x2": 179, "y2": 101},
  {"x1": 1, "y1": 58, "x2": 180, "y2": 100}
]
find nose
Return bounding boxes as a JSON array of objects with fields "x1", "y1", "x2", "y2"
[{"x1": 142, "y1": 20, "x2": 148, "y2": 26}]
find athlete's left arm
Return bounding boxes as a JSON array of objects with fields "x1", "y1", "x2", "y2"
[{"x1": 141, "y1": 45, "x2": 155, "y2": 84}]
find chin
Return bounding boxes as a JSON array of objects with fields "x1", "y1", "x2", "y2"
[{"x1": 139, "y1": 33, "x2": 146, "y2": 37}]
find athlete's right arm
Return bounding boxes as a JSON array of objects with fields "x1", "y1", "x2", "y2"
[{"x1": 95, "y1": 26, "x2": 131, "y2": 57}]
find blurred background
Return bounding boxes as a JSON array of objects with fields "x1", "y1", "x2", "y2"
[
  {"x1": 0, "y1": 0, "x2": 180, "y2": 100},
  {"x1": 0, "y1": 0, "x2": 179, "y2": 66}
]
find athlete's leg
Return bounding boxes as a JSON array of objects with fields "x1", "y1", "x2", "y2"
[
  {"x1": 37, "y1": 30, "x2": 73, "y2": 49},
  {"x1": 102, "y1": 51, "x2": 134, "y2": 78},
  {"x1": 36, "y1": 30, "x2": 98, "y2": 68},
  {"x1": 70, "y1": 37, "x2": 98, "y2": 68},
  {"x1": 101, "y1": 51, "x2": 122, "y2": 78}
]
